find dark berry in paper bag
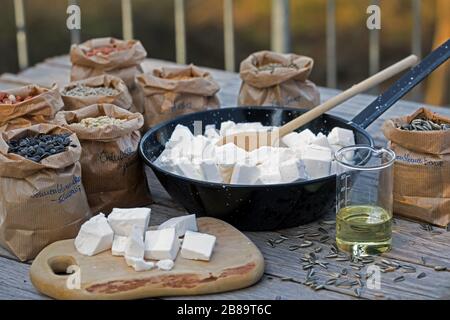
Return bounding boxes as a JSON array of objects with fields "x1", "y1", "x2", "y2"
[{"x1": 7, "y1": 133, "x2": 73, "y2": 162}]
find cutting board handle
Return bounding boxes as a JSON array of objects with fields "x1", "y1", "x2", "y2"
[{"x1": 31, "y1": 254, "x2": 80, "y2": 293}]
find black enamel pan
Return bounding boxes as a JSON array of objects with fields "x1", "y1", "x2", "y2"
[{"x1": 139, "y1": 39, "x2": 450, "y2": 231}]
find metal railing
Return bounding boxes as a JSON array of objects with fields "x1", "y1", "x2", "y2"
[{"x1": 12, "y1": 0, "x2": 424, "y2": 94}]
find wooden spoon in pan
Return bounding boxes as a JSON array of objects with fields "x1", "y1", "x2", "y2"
[{"x1": 218, "y1": 54, "x2": 418, "y2": 151}]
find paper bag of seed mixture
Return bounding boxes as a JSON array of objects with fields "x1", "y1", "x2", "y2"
[
  {"x1": 55, "y1": 104, "x2": 152, "y2": 214},
  {"x1": 70, "y1": 37, "x2": 147, "y2": 90},
  {"x1": 61, "y1": 74, "x2": 133, "y2": 111},
  {"x1": 0, "y1": 84, "x2": 64, "y2": 132},
  {"x1": 134, "y1": 64, "x2": 220, "y2": 129},
  {"x1": 383, "y1": 108, "x2": 450, "y2": 227},
  {"x1": 238, "y1": 51, "x2": 320, "y2": 109},
  {"x1": 0, "y1": 124, "x2": 91, "y2": 261}
]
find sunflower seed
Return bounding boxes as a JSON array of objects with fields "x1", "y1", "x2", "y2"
[
  {"x1": 401, "y1": 265, "x2": 416, "y2": 272},
  {"x1": 331, "y1": 244, "x2": 338, "y2": 253},
  {"x1": 266, "y1": 240, "x2": 275, "y2": 247},
  {"x1": 300, "y1": 241, "x2": 313, "y2": 248},
  {"x1": 394, "y1": 276, "x2": 405, "y2": 282},
  {"x1": 307, "y1": 268, "x2": 315, "y2": 279},
  {"x1": 355, "y1": 272, "x2": 362, "y2": 279},
  {"x1": 294, "y1": 233, "x2": 305, "y2": 239},
  {"x1": 303, "y1": 264, "x2": 314, "y2": 270},
  {"x1": 279, "y1": 234, "x2": 289, "y2": 240},
  {"x1": 381, "y1": 259, "x2": 392, "y2": 266},
  {"x1": 417, "y1": 272, "x2": 426, "y2": 279},
  {"x1": 307, "y1": 233, "x2": 321, "y2": 237},
  {"x1": 434, "y1": 266, "x2": 447, "y2": 271},
  {"x1": 381, "y1": 266, "x2": 396, "y2": 273},
  {"x1": 321, "y1": 220, "x2": 336, "y2": 225},
  {"x1": 274, "y1": 238, "x2": 285, "y2": 244},
  {"x1": 289, "y1": 245, "x2": 301, "y2": 251},
  {"x1": 318, "y1": 227, "x2": 328, "y2": 234},
  {"x1": 329, "y1": 272, "x2": 341, "y2": 278},
  {"x1": 314, "y1": 284, "x2": 325, "y2": 291},
  {"x1": 326, "y1": 278, "x2": 337, "y2": 285},
  {"x1": 320, "y1": 235, "x2": 330, "y2": 243},
  {"x1": 281, "y1": 277, "x2": 293, "y2": 281},
  {"x1": 336, "y1": 257, "x2": 350, "y2": 262}
]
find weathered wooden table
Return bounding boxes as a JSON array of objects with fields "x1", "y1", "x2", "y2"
[{"x1": 0, "y1": 57, "x2": 449, "y2": 300}]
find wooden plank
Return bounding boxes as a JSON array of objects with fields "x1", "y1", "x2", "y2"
[
  {"x1": 121, "y1": 0, "x2": 134, "y2": 40},
  {"x1": 13, "y1": 0, "x2": 29, "y2": 69},
  {"x1": 270, "y1": 0, "x2": 290, "y2": 53},
  {"x1": 223, "y1": 0, "x2": 235, "y2": 72},
  {"x1": 174, "y1": 0, "x2": 186, "y2": 64},
  {"x1": 326, "y1": 0, "x2": 337, "y2": 88},
  {"x1": 0, "y1": 257, "x2": 48, "y2": 300}
]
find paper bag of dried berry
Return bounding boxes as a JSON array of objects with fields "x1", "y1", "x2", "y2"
[
  {"x1": 383, "y1": 108, "x2": 450, "y2": 227},
  {"x1": 0, "y1": 124, "x2": 91, "y2": 261},
  {"x1": 238, "y1": 51, "x2": 320, "y2": 109},
  {"x1": 70, "y1": 37, "x2": 147, "y2": 90},
  {"x1": 0, "y1": 84, "x2": 64, "y2": 132},
  {"x1": 55, "y1": 104, "x2": 152, "y2": 214},
  {"x1": 61, "y1": 74, "x2": 133, "y2": 111},
  {"x1": 134, "y1": 64, "x2": 220, "y2": 130}
]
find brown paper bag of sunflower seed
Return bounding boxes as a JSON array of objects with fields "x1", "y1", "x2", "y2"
[
  {"x1": 61, "y1": 74, "x2": 133, "y2": 111},
  {"x1": 134, "y1": 64, "x2": 220, "y2": 130},
  {"x1": 238, "y1": 51, "x2": 320, "y2": 109},
  {"x1": 55, "y1": 104, "x2": 152, "y2": 214},
  {"x1": 0, "y1": 124, "x2": 91, "y2": 261},
  {"x1": 70, "y1": 37, "x2": 147, "y2": 90},
  {"x1": 0, "y1": 84, "x2": 64, "y2": 132},
  {"x1": 383, "y1": 108, "x2": 450, "y2": 227}
]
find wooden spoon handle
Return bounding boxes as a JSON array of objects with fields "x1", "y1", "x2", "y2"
[{"x1": 277, "y1": 54, "x2": 419, "y2": 137}]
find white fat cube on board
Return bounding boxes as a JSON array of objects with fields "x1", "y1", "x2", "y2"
[
  {"x1": 111, "y1": 235, "x2": 128, "y2": 256},
  {"x1": 158, "y1": 214, "x2": 198, "y2": 237},
  {"x1": 230, "y1": 162, "x2": 261, "y2": 185},
  {"x1": 156, "y1": 259, "x2": 175, "y2": 271},
  {"x1": 302, "y1": 145, "x2": 333, "y2": 179},
  {"x1": 107, "y1": 207, "x2": 151, "y2": 237},
  {"x1": 181, "y1": 231, "x2": 216, "y2": 261},
  {"x1": 125, "y1": 225, "x2": 145, "y2": 260},
  {"x1": 144, "y1": 228, "x2": 180, "y2": 260},
  {"x1": 327, "y1": 127, "x2": 355, "y2": 147},
  {"x1": 125, "y1": 257, "x2": 155, "y2": 272},
  {"x1": 279, "y1": 158, "x2": 307, "y2": 183},
  {"x1": 74, "y1": 213, "x2": 114, "y2": 256},
  {"x1": 166, "y1": 124, "x2": 194, "y2": 149},
  {"x1": 199, "y1": 159, "x2": 223, "y2": 183}
]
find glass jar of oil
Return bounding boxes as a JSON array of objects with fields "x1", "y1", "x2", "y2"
[{"x1": 335, "y1": 145, "x2": 395, "y2": 256}]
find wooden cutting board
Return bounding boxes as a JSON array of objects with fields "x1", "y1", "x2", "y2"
[{"x1": 30, "y1": 217, "x2": 265, "y2": 300}]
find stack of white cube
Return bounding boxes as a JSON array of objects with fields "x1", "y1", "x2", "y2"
[
  {"x1": 154, "y1": 121, "x2": 355, "y2": 184},
  {"x1": 74, "y1": 209, "x2": 216, "y2": 272}
]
